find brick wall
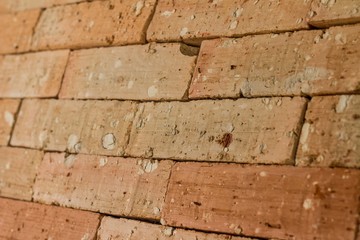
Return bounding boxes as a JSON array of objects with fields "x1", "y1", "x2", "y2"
[{"x1": 0, "y1": 0, "x2": 359, "y2": 239}]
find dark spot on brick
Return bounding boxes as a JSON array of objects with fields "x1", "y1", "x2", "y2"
[
  {"x1": 192, "y1": 201, "x2": 202, "y2": 206},
  {"x1": 230, "y1": 65, "x2": 236, "y2": 70},
  {"x1": 265, "y1": 222, "x2": 282, "y2": 229},
  {"x1": 216, "y1": 133, "x2": 233, "y2": 148},
  {"x1": 105, "y1": 35, "x2": 115, "y2": 45},
  {"x1": 352, "y1": 114, "x2": 360, "y2": 120}
]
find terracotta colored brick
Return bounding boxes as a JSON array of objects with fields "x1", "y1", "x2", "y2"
[
  {"x1": 0, "y1": 198, "x2": 99, "y2": 240},
  {"x1": 147, "y1": 0, "x2": 312, "y2": 44},
  {"x1": 11, "y1": 99, "x2": 136, "y2": 156},
  {"x1": 98, "y1": 217, "x2": 250, "y2": 240},
  {"x1": 190, "y1": 25, "x2": 360, "y2": 99},
  {"x1": 0, "y1": 50, "x2": 69, "y2": 98},
  {"x1": 163, "y1": 162, "x2": 360, "y2": 239},
  {"x1": 309, "y1": 0, "x2": 360, "y2": 27},
  {"x1": 0, "y1": 147, "x2": 42, "y2": 200},
  {"x1": 31, "y1": 0, "x2": 156, "y2": 51},
  {"x1": 59, "y1": 43, "x2": 197, "y2": 100},
  {"x1": 33, "y1": 153, "x2": 173, "y2": 220},
  {"x1": 126, "y1": 98, "x2": 306, "y2": 164},
  {"x1": 297, "y1": 95, "x2": 360, "y2": 168},
  {"x1": 0, "y1": 9, "x2": 40, "y2": 54},
  {"x1": 1, "y1": 0, "x2": 91, "y2": 11},
  {"x1": 0, "y1": 99, "x2": 20, "y2": 145}
]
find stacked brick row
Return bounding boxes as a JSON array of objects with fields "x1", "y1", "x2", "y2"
[{"x1": 0, "y1": 0, "x2": 359, "y2": 239}]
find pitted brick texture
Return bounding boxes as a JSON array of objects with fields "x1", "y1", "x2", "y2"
[
  {"x1": 163, "y1": 162, "x2": 360, "y2": 239},
  {"x1": 33, "y1": 153, "x2": 173, "y2": 220},
  {"x1": 31, "y1": 0, "x2": 157, "y2": 50},
  {"x1": 0, "y1": 147, "x2": 42, "y2": 200},
  {"x1": 297, "y1": 95, "x2": 360, "y2": 168},
  {"x1": 0, "y1": 50, "x2": 69, "y2": 98},
  {"x1": 11, "y1": 99, "x2": 137, "y2": 156},
  {"x1": 147, "y1": 0, "x2": 312, "y2": 44},
  {"x1": 127, "y1": 98, "x2": 306, "y2": 164},
  {"x1": 60, "y1": 43, "x2": 197, "y2": 100}
]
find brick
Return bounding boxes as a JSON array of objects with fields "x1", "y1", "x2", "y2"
[
  {"x1": 0, "y1": 99, "x2": 20, "y2": 145},
  {"x1": 147, "y1": 0, "x2": 312, "y2": 44},
  {"x1": 0, "y1": 10, "x2": 40, "y2": 54},
  {"x1": 0, "y1": 198, "x2": 99, "y2": 239},
  {"x1": 1, "y1": 0, "x2": 91, "y2": 11},
  {"x1": 126, "y1": 98, "x2": 306, "y2": 164},
  {"x1": 0, "y1": 50, "x2": 69, "y2": 98},
  {"x1": 31, "y1": 0, "x2": 156, "y2": 51},
  {"x1": 309, "y1": 0, "x2": 360, "y2": 27},
  {"x1": 0, "y1": 147, "x2": 42, "y2": 200},
  {"x1": 33, "y1": 153, "x2": 173, "y2": 220},
  {"x1": 98, "y1": 217, "x2": 250, "y2": 240},
  {"x1": 297, "y1": 95, "x2": 360, "y2": 168},
  {"x1": 59, "y1": 43, "x2": 197, "y2": 100},
  {"x1": 163, "y1": 162, "x2": 360, "y2": 239},
  {"x1": 11, "y1": 99, "x2": 136, "y2": 156},
  {"x1": 190, "y1": 25, "x2": 360, "y2": 99}
]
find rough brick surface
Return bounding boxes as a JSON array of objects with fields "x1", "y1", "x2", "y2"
[
  {"x1": 0, "y1": 9, "x2": 40, "y2": 54},
  {"x1": 98, "y1": 217, "x2": 250, "y2": 240},
  {"x1": 309, "y1": 0, "x2": 360, "y2": 27},
  {"x1": 59, "y1": 43, "x2": 197, "y2": 100},
  {"x1": 127, "y1": 98, "x2": 306, "y2": 164},
  {"x1": 0, "y1": 99, "x2": 19, "y2": 145},
  {"x1": 297, "y1": 95, "x2": 360, "y2": 168},
  {"x1": 0, "y1": 198, "x2": 99, "y2": 240},
  {"x1": 0, "y1": 0, "x2": 89, "y2": 11},
  {"x1": 11, "y1": 99, "x2": 136, "y2": 156},
  {"x1": 0, "y1": 147, "x2": 42, "y2": 201},
  {"x1": 190, "y1": 25, "x2": 360, "y2": 98},
  {"x1": 147, "y1": 0, "x2": 312, "y2": 44},
  {"x1": 0, "y1": 50, "x2": 69, "y2": 98},
  {"x1": 163, "y1": 162, "x2": 360, "y2": 239},
  {"x1": 31, "y1": 0, "x2": 156, "y2": 50},
  {"x1": 33, "y1": 153, "x2": 173, "y2": 220}
]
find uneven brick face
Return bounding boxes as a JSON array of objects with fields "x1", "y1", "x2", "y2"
[
  {"x1": 60, "y1": 43, "x2": 197, "y2": 100},
  {"x1": 0, "y1": 147, "x2": 42, "y2": 201},
  {"x1": 0, "y1": 99, "x2": 19, "y2": 145},
  {"x1": 2, "y1": 0, "x2": 91, "y2": 11},
  {"x1": 147, "y1": 0, "x2": 311, "y2": 44},
  {"x1": 297, "y1": 95, "x2": 360, "y2": 168},
  {"x1": 163, "y1": 163, "x2": 360, "y2": 239},
  {"x1": 11, "y1": 99, "x2": 136, "y2": 156},
  {"x1": 0, "y1": 9, "x2": 40, "y2": 54},
  {"x1": 190, "y1": 25, "x2": 360, "y2": 98},
  {"x1": 127, "y1": 98, "x2": 306, "y2": 164},
  {"x1": 98, "y1": 217, "x2": 249, "y2": 240},
  {"x1": 31, "y1": 0, "x2": 156, "y2": 50},
  {"x1": 309, "y1": 0, "x2": 360, "y2": 27},
  {"x1": 33, "y1": 153, "x2": 173, "y2": 220},
  {"x1": 0, "y1": 50, "x2": 69, "y2": 98},
  {"x1": 0, "y1": 198, "x2": 99, "y2": 239}
]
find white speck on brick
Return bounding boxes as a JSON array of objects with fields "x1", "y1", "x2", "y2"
[
  {"x1": 67, "y1": 134, "x2": 80, "y2": 151},
  {"x1": 180, "y1": 27, "x2": 189, "y2": 37},
  {"x1": 229, "y1": 20, "x2": 238, "y2": 30},
  {"x1": 147, "y1": 85, "x2": 158, "y2": 97},
  {"x1": 99, "y1": 157, "x2": 108, "y2": 167},
  {"x1": 143, "y1": 160, "x2": 158, "y2": 173},
  {"x1": 259, "y1": 171, "x2": 267, "y2": 177},
  {"x1": 5, "y1": 162, "x2": 11, "y2": 170},
  {"x1": 335, "y1": 95, "x2": 350, "y2": 113},
  {"x1": 300, "y1": 122, "x2": 311, "y2": 145},
  {"x1": 64, "y1": 155, "x2": 76, "y2": 168},
  {"x1": 161, "y1": 9, "x2": 175, "y2": 17},
  {"x1": 153, "y1": 207, "x2": 160, "y2": 215},
  {"x1": 81, "y1": 233, "x2": 90, "y2": 240},
  {"x1": 234, "y1": 8, "x2": 243, "y2": 17},
  {"x1": 38, "y1": 130, "x2": 48, "y2": 145},
  {"x1": 102, "y1": 133, "x2": 116, "y2": 150},
  {"x1": 162, "y1": 227, "x2": 174, "y2": 236},
  {"x1": 134, "y1": 1, "x2": 144, "y2": 16},
  {"x1": 127, "y1": 80, "x2": 134, "y2": 89},
  {"x1": 114, "y1": 59, "x2": 122, "y2": 68},
  {"x1": 335, "y1": 33, "x2": 347, "y2": 45},
  {"x1": 303, "y1": 198, "x2": 313, "y2": 210},
  {"x1": 4, "y1": 111, "x2": 14, "y2": 126}
]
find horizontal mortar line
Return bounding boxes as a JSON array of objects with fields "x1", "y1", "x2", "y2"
[
  {"x1": 1, "y1": 91, "x2": 360, "y2": 103},
  {"x1": 4, "y1": 145, "x2": 359, "y2": 170},
  {"x1": 0, "y1": 23, "x2": 353, "y2": 57}
]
